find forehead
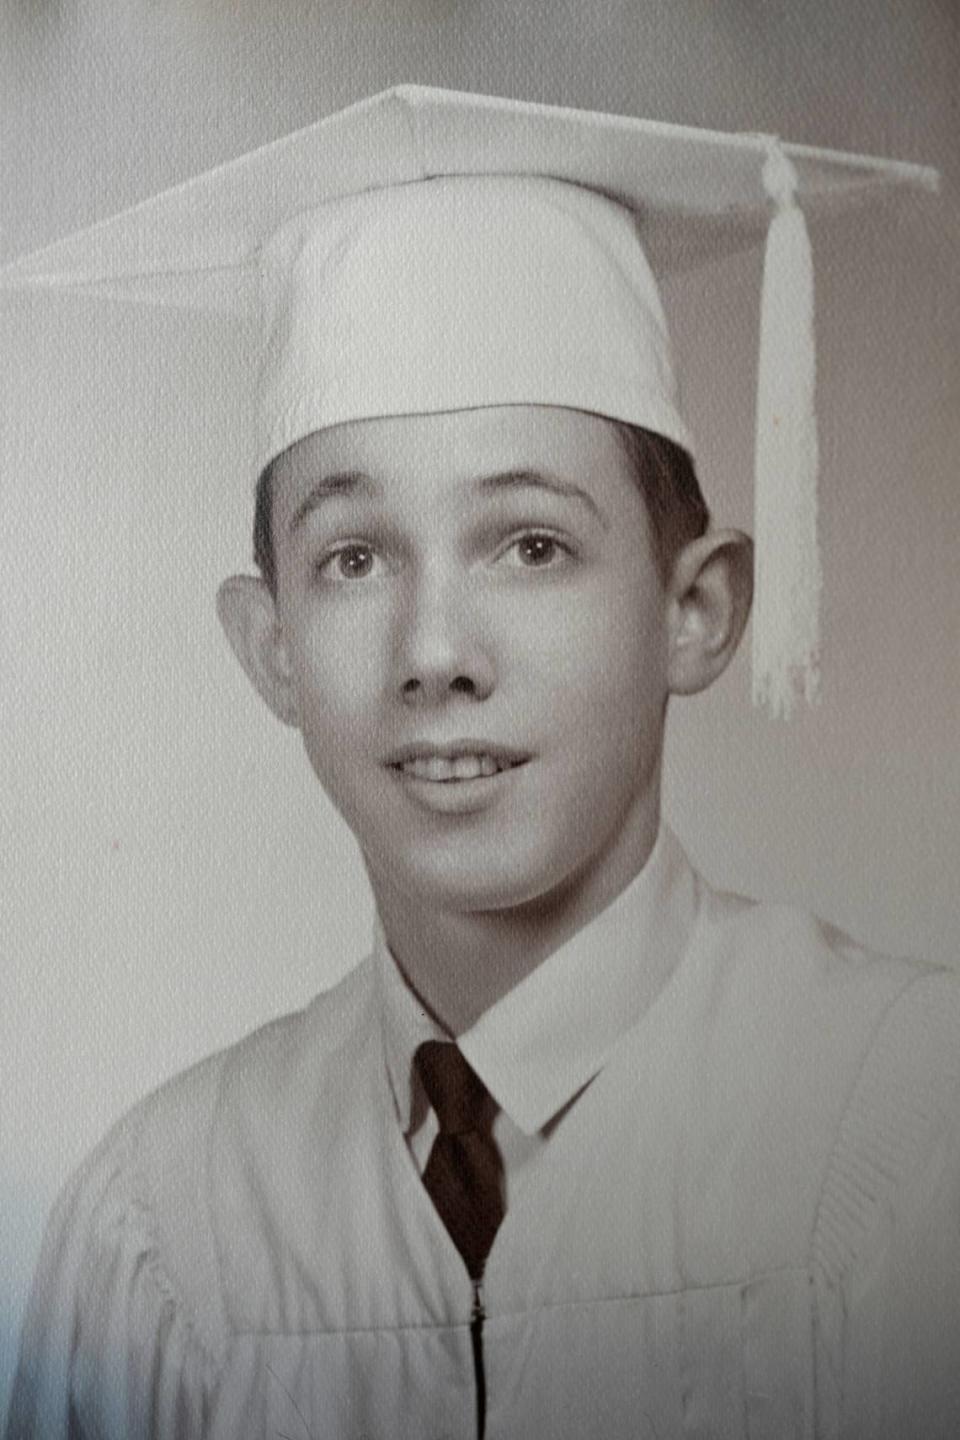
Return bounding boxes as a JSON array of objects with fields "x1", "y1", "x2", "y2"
[{"x1": 269, "y1": 405, "x2": 637, "y2": 516}]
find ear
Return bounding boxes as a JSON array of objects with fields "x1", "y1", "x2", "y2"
[
  {"x1": 216, "y1": 575, "x2": 300, "y2": 727},
  {"x1": 666, "y1": 529, "x2": 754, "y2": 696}
]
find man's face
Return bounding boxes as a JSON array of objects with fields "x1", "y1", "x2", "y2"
[{"x1": 269, "y1": 406, "x2": 670, "y2": 913}]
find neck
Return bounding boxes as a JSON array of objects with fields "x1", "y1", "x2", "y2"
[{"x1": 368, "y1": 795, "x2": 661, "y2": 1035}]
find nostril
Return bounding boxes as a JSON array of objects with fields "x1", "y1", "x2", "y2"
[{"x1": 400, "y1": 672, "x2": 485, "y2": 704}]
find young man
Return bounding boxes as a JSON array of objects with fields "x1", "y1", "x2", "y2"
[{"x1": 5, "y1": 89, "x2": 959, "y2": 1439}]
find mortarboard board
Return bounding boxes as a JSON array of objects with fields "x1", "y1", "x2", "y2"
[{"x1": 0, "y1": 86, "x2": 939, "y2": 716}]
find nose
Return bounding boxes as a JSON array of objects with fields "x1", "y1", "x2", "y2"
[{"x1": 396, "y1": 565, "x2": 495, "y2": 708}]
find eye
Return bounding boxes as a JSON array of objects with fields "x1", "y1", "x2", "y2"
[
  {"x1": 500, "y1": 532, "x2": 571, "y2": 569},
  {"x1": 317, "y1": 543, "x2": 381, "y2": 581}
]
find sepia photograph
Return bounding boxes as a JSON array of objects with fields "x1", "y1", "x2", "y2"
[{"x1": 1, "y1": 3, "x2": 959, "y2": 1436}]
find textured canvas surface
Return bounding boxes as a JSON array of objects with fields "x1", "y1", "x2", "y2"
[{"x1": 2, "y1": 3, "x2": 958, "y2": 1433}]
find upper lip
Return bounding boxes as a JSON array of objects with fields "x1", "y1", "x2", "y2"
[{"x1": 384, "y1": 739, "x2": 531, "y2": 767}]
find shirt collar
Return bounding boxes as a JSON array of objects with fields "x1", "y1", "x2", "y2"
[
  {"x1": 377, "y1": 824, "x2": 699, "y2": 1137},
  {"x1": 377, "y1": 915, "x2": 450, "y2": 1136}
]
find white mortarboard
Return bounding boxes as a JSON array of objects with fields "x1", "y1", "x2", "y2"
[{"x1": 0, "y1": 86, "x2": 938, "y2": 716}]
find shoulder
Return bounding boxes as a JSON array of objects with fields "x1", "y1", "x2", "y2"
[
  {"x1": 693, "y1": 885, "x2": 922, "y2": 1010},
  {"x1": 692, "y1": 878, "x2": 960, "y2": 1108},
  {"x1": 39, "y1": 957, "x2": 377, "y2": 1351},
  {"x1": 132, "y1": 952, "x2": 376, "y2": 1147},
  {"x1": 686, "y1": 884, "x2": 954, "y2": 1074},
  {"x1": 98, "y1": 954, "x2": 373, "y2": 1183},
  {"x1": 676, "y1": 876, "x2": 960, "y2": 1274}
]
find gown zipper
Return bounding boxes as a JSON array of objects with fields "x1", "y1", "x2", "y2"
[{"x1": 470, "y1": 1277, "x2": 487, "y2": 1439}]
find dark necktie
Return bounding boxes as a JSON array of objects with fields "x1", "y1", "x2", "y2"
[{"x1": 414, "y1": 1040, "x2": 505, "y2": 1281}]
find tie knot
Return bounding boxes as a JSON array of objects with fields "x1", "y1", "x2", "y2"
[{"x1": 415, "y1": 1041, "x2": 495, "y2": 1135}]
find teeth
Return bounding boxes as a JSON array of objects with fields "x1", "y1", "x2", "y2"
[{"x1": 398, "y1": 754, "x2": 517, "y2": 781}]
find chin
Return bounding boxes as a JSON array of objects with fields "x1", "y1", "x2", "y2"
[{"x1": 375, "y1": 829, "x2": 593, "y2": 916}]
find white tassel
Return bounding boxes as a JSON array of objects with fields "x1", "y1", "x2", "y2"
[{"x1": 752, "y1": 142, "x2": 821, "y2": 718}]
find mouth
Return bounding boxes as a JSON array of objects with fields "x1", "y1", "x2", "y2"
[{"x1": 385, "y1": 741, "x2": 531, "y2": 784}]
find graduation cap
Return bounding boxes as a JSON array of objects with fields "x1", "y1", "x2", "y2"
[{"x1": 0, "y1": 86, "x2": 938, "y2": 716}]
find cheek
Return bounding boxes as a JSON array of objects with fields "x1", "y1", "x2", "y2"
[
  {"x1": 287, "y1": 610, "x2": 389, "y2": 720},
  {"x1": 529, "y1": 581, "x2": 668, "y2": 717},
  {"x1": 284, "y1": 632, "x2": 390, "y2": 804}
]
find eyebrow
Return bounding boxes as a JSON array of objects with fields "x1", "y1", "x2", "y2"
[
  {"x1": 287, "y1": 471, "x2": 379, "y2": 533},
  {"x1": 474, "y1": 469, "x2": 606, "y2": 525},
  {"x1": 287, "y1": 465, "x2": 606, "y2": 533}
]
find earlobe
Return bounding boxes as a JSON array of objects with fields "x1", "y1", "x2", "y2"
[
  {"x1": 215, "y1": 575, "x2": 300, "y2": 727},
  {"x1": 666, "y1": 529, "x2": 754, "y2": 696}
]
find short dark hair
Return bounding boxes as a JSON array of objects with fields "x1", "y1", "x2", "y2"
[
  {"x1": 253, "y1": 419, "x2": 709, "y2": 596},
  {"x1": 610, "y1": 422, "x2": 710, "y2": 582}
]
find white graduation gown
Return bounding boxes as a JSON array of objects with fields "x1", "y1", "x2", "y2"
[{"x1": 7, "y1": 829, "x2": 960, "y2": 1439}]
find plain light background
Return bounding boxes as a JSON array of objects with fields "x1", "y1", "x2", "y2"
[{"x1": 1, "y1": 0, "x2": 958, "y2": 1422}]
